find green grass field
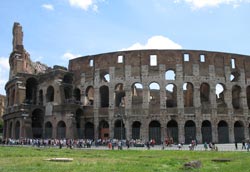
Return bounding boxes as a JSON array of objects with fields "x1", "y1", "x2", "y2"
[{"x1": 0, "y1": 146, "x2": 250, "y2": 172}]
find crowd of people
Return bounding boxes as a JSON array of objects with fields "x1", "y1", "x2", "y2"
[
  {"x1": 0, "y1": 137, "x2": 154, "y2": 149},
  {"x1": 1, "y1": 137, "x2": 250, "y2": 151}
]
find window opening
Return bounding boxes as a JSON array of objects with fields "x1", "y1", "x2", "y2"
[
  {"x1": 150, "y1": 55, "x2": 157, "y2": 66},
  {"x1": 231, "y1": 58, "x2": 235, "y2": 69},
  {"x1": 200, "y1": 54, "x2": 205, "y2": 62},
  {"x1": 89, "y1": 59, "x2": 94, "y2": 67},
  {"x1": 184, "y1": 53, "x2": 189, "y2": 62},
  {"x1": 118, "y1": 55, "x2": 123, "y2": 63}
]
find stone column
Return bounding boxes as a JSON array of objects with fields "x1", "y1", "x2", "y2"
[
  {"x1": 196, "y1": 121, "x2": 202, "y2": 144},
  {"x1": 179, "y1": 121, "x2": 185, "y2": 143},
  {"x1": 229, "y1": 122, "x2": 234, "y2": 142},
  {"x1": 212, "y1": 122, "x2": 218, "y2": 143},
  {"x1": 125, "y1": 118, "x2": 130, "y2": 140}
]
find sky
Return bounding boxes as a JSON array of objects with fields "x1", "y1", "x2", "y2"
[{"x1": 0, "y1": 0, "x2": 250, "y2": 95}]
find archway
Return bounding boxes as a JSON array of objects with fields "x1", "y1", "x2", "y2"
[
  {"x1": 32, "y1": 109, "x2": 44, "y2": 138},
  {"x1": 100, "y1": 86, "x2": 109, "y2": 107},
  {"x1": 232, "y1": 85, "x2": 241, "y2": 109},
  {"x1": 25, "y1": 77, "x2": 38, "y2": 104},
  {"x1": 115, "y1": 83, "x2": 125, "y2": 107},
  {"x1": 183, "y1": 82, "x2": 194, "y2": 107},
  {"x1": 149, "y1": 120, "x2": 161, "y2": 144},
  {"x1": 57, "y1": 121, "x2": 66, "y2": 139},
  {"x1": 234, "y1": 121, "x2": 244, "y2": 142},
  {"x1": 99, "y1": 120, "x2": 109, "y2": 139},
  {"x1": 166, "y1": 120, "x2": 178, "y2": 143},
  {"x1": 201, "y1": 120, "x2": 212, "y2": 143},
  {"x1": 46, "y1": 86, "x2": 54, "y2": 102},
  {"x1": 132, "y1": 121, "x2": 141, "y2": 140},
  {"x1": 184, "y1": 120, "x2": 196, "y2": 144},
  {"x1": 131, "y1": 83, "x2": 143, "y2": 107},
  {"x1": 85, "y1": 122, "x2": 94, "y2": 139},
  {"x1": 85, "y1": 86, "x2": 94, "y2": 105},
  {"x1": 166, "y1": 84, "x2": 177, "y2": 108},
  {"x1": 218, "y1": 120, "x2": 229, "y2": 143},
  {"x1": 114, "y1": 120, "x2": 125, "y2": 140}
]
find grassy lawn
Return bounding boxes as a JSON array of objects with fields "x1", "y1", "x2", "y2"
[{"x1": 0, "y1": 146, "x2": 250, "y2": 172}]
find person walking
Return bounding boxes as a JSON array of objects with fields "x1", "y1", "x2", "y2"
[{"x1": 235, "y1": 141, "x2": 238, "y2": 150}]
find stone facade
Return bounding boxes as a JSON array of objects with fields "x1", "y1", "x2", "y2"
[
  {"x1": 3, "y1": 23, "x2": 250, "y2": 144},
  {"x1": 0, "y1": 95, "x2": 5, "y2": 118}
]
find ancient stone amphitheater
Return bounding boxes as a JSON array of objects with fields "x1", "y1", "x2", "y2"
[{"x1": 3, "y1": 23, "x2": 250, "y2": 144}]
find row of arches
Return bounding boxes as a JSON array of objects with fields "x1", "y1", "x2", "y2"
[
  {"x1": 8, "y1": 116, "x2": 249, "y2": 144},
  {"x1": 16, "y1": 75, "x2": 250, "y2": 111}
]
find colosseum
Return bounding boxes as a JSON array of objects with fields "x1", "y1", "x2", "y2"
[{"x1": 3, "y1": 22, "x2": 250, "y2": 144}]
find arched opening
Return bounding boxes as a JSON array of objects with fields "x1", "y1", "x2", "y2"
[
  {"x1": 184, "y1": 120, "x2": 196, "y2": 144},
  {"x1": 100, "y1": 71, "x2": 110, "y2": 83},
  {"x1": 166, "y1": 120, "x2": 178, "y2": 143},
  {"x1": 234, "y1": 121, "x2": 244, "y2": 142},
  {"x1": 183, "y1": 82, "x2": 193, "y2": 107},
  {"x1": 46, "y1": 86, "x2": 54, "y2": 102},
  {"x1": 216, "y1": 83, "x2": 227, "y2": 112},
  {"x1": 149, "y1": 120, "x2": 161, "y2": 144},
  {"x1": 100, "y1": 86, "x2": 109, "y2": 107},
  {"x1": 32, "y1": 109, "x2": 44, "y2": 138},
  {"x1": 246, "y1": 86, "x2": 250, "y2": 109},
  {"x1": 165, "y1": 69, "x2": 176, "y2": 80},
  {"x1": 232, "y1": 85, "x2": 241, "y2": 109},
  {"x1": 25, "y1": 78, "x2": 38, "y2": 104},
  {"x1": 200, "y1": 83, "x2": 210, "y2": 104},
  {"x1": 57, "y1": 121, "x2": 66, "y2": 139},
  {"x1": 15, "y1": 121, "x2": 20, "y2": 139},
  {"x1": 99, "y1": 120, "x2": 109, "y2": 140},
  {"x1": 85, "y1": 122, "x2": 94, "y2": 139},
  {"x1": 115, "y1": 83, "x2": 125, "y2": 107},
  {"x1": 63, "y1": 73, "x2": 73, "y2": 84},
  {"x1": 38, "y1": 89, "x2": 43, "y2": 105},
  {"x1": 218, "y1": 120, "x2": 229, "y2": 143},
  {"x1": 76, "y1": 109, "x2": 84, "y2": 138},
  {"x1": 45, "y1": 122, "x2": 52, "y2": 139},
  {"x1": 166, "y1": 84, "x2": 177, "y2": 108},
  {"x1": 73, "y1": 88, "x2": 81, "y2": 102},
  {"x1": 63, "y1": 74, "x2": 73, "y2": 101},
  {"x1": 149, "y1": 82, "x2": 160, "y2": 109},
  {"x1": 132, "y1": 121, "x2": 141, "y2": 140},
  {"x1": 85, "y1": 86, "x2": 94, "y2": 106},
  {"x1": 201, "y1": 120, "x2": 212, "y2": 143},
  {"x1": 131, "y1": 83, "x2": 143, "y2": 107},
  {"x1": 230, "y1": 71, "x2": 240, "y2": 82},
  {"x1": 114, "y1": 120, "x2": 125, "y2": 140}
]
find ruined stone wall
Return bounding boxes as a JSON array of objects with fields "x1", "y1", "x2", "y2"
[{"x1": 68, "y1": 50, "x2": 250, "y2": 143}]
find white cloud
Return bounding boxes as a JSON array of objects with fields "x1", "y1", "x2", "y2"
[
  {"x1": 62, "y1": 52, "x2": 81, "y2": 61},
  {"x1": 0, "y1": 57, "x2": 9, "y2": 95},
  {"x1": 122, "y1": 35, "x2": 182, "y2": 51},
  {"x1": 183, "y1": 0, "x2": 250, "y2": 9},
  {"x1": 68, "y1": 0, "x2": 105, "y2": 11},
  {"x1": 69, "y1": 0, "x2": 94, "y2": 11},
  {"x1": 42, "y1": 4, "x2": 54, "y2": 11}
]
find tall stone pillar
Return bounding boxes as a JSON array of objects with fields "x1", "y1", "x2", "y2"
[
  {"x1": 196, "y1": 121, "x2": 202, "y2": 143},
  {"x1": 212, "y1": 123, "x2": 218, "y2": 143},
  {"x1": 179, "y1": 121, "x2": 185, "y2": 143},
  {"x1": 229, "y1": 122, "x2": 234, "y2": 142}
]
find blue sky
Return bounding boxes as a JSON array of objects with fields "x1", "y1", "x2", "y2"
[{"x1": 0, "y1": 0, "x2": 250, "y2": 95}]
